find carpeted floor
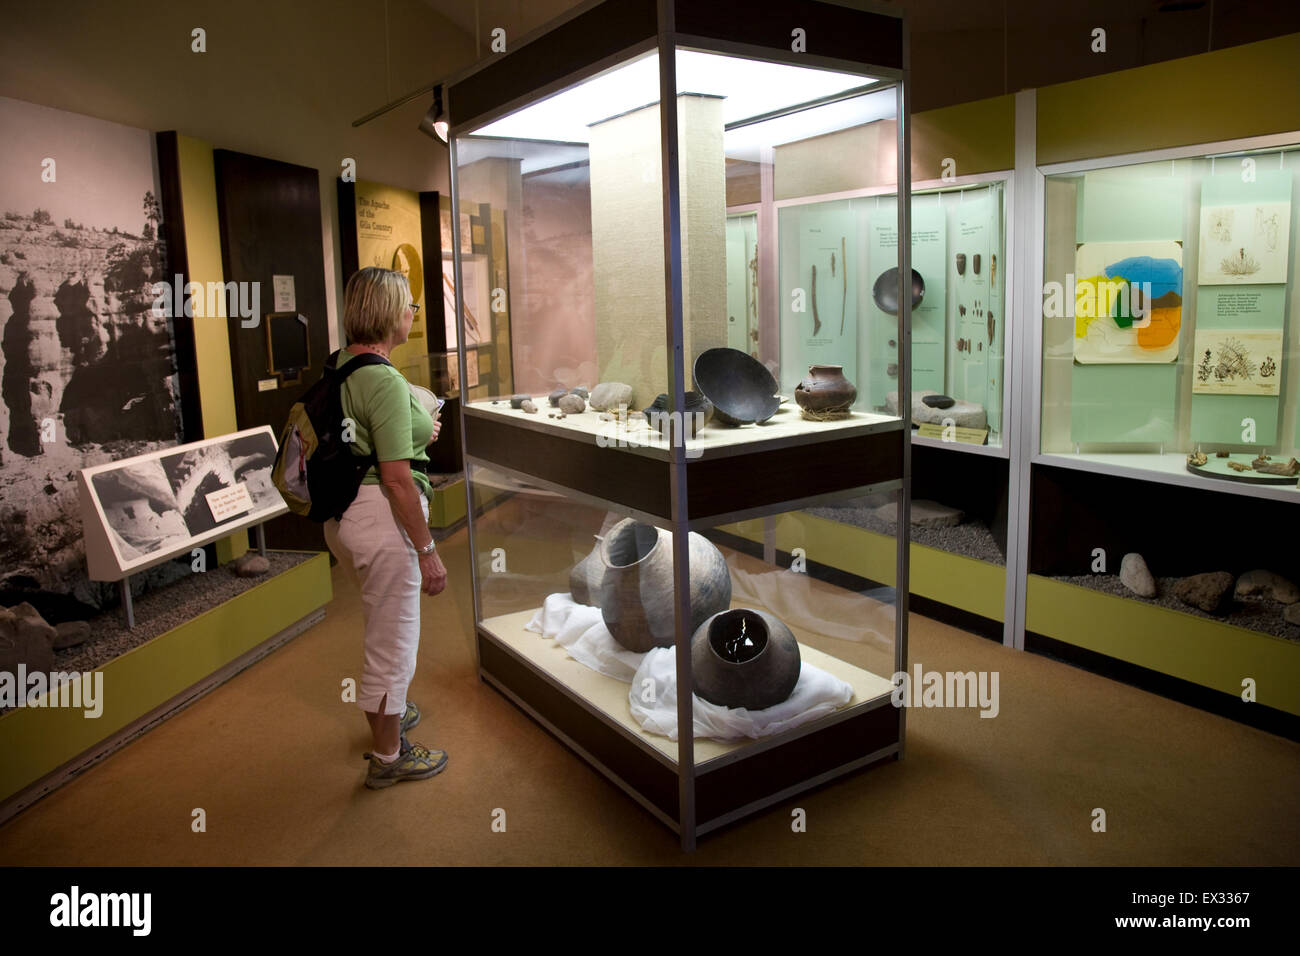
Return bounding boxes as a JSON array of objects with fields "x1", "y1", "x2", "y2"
[{"x1": 1, "y1": 524, "x2": 1297, "y2": 866}]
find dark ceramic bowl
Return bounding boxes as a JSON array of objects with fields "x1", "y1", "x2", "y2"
[
  {"x1": 871, "y1": 268, "x2": 925, "y2": 315},
  {"x1": 643, "y1": 391, "x2": 715, "y2": 438},
  {"x1": 693, "y1": 348, "x2": 780, "y2": 426}
]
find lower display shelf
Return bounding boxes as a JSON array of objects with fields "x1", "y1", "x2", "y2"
[{"x1": 480, "y1": 607, "x2": 896, "y2": 767}]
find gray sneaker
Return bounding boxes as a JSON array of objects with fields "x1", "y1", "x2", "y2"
[{"x1": 363, "y1": 735, "x2": 448, "y2": 790}]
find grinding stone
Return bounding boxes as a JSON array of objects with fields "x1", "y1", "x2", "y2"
[{"x1": 886, "y1": 390, "x2": 987, "y2": 429}]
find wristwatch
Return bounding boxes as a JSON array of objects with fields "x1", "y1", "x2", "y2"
[{"x1": 417, "y1": 539, "x2": 436, "y2": 555}]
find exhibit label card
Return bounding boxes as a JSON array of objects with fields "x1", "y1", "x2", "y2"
[
  {"x1": 1191, "y1": 328, "x2": 1283, "y2": 396},
  {"x1": 272, "y1": 275, "x2": 296, "y2": 312},
  {"x1": 205, "y1": 483, "x2": 254, "y2": 522}
]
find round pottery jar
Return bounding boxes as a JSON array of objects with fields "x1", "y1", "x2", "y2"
[
  {"x1": 794, "y1": 365, "x2": 857, "y2": 416},
  {"x1": 598, "y1": 518, "x2": 731, "y2": 653},
  {"x1": 690, "y1": 608, "x2": 801, "y2": 711}
]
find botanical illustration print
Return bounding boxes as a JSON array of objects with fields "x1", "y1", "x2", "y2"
[
  {"x1": 1198, "y1": 201, "x2": 1291, "y2": 284},
  {"x1": 1207, "y1": 208, "x2": 1233, "y2": 243},
  {"x1": 1191, "y1": 328, "x2": 1283, "y2": 396}
]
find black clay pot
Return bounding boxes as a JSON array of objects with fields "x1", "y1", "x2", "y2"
[
  {"x1": 598, "y1": 519, "x2": 731, "y2": 653},
  {"x1": 794, "y1": 364, "x2": 857, "y2": 416},
  {"x1": 871, "y1": 268, "x2": 925, "y2": 315},
  {"x1": 690, "y1": 608, "x2": 801, "y2": 711},
  {"x1": 643, "y1": 391, "x2": 714, "y2": 440},
  {"x1": 693, "y1": 347, "x2": 780, "y2": 426}
]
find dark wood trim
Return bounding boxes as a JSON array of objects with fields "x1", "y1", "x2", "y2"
[
  {"x1": 673, "y1": 0, "x2": 904, "y2": 72},
  {"x1": 696, "y1": 705, "x2": 900, "y2": 823},
  {"x1": 466, "y1": 417, "x2": 903, "y2": 522},
  {"x1": 337, "y1": 178, "x2": 359, "y2": 283},
  {"x1": 153, "y1": 130, "x2": 204, "y2": 444},
  {"x1": 418, "y1": 191, "x2": 447, "y2": 353},
  {"x1": 448, "y1": 0, "x2": 658, "y2": 130},
  {"x1": 478, "y1": 631, "x2": 680, "y2": 820}
]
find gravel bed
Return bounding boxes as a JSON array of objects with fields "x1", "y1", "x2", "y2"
[
  {"x1": 806, "y1": 505, "x2": 1006, "y2": 566},
  {"x1": 43, "y1": 551, "x2": 313, "y2": 677},
  {"x1": 1055, "y1": 573, "x2": 1300, "y2": 642}
]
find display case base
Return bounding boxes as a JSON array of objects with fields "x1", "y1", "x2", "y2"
[{"x1": 476, "y1": 621, "x2": 901, "y2": 839}]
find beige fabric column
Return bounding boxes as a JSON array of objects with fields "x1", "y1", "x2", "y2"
[{"x1": 588, "y1": 93, "x2": 728, "y2": 407}]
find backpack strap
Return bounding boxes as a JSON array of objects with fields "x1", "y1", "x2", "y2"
[{"x1": 325, "y1": 348, "x2": 393, "y2": 383}]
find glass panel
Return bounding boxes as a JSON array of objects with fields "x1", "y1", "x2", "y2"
[
  {"x1": 452, "y1": 48, "x2": 902, "y2": 458},
  {"x1": 1041, "y1": 144, "x2": 1300, "y2": 481},
  {"x1": 468, "y1": 462, "x2": 900, "y2": 767}
]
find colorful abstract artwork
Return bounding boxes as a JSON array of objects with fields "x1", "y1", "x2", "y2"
[
  {"x1": 1191, "y1": 328, "x2": 1283, "y2": 396},
  {"x1": 1198, "y1": 201, "x2": 1291, "y2": 285},
  {"x1": 1073, "y1": 240, "x2": 1184, "y2": 364}
]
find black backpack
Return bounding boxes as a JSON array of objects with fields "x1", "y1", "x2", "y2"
[{"x1": 272, "y1": 349, "x2": 392, "y2": 522}]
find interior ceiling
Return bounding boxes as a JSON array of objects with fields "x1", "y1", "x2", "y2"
[{"x1": 421, "y1": 0, "x2": 1300, "y2": 113}]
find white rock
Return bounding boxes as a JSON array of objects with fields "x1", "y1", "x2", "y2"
[
  {"x1": 1119, "y1": 553, "x2": 1156, "y2": 598},
  {"x1": 872, "y1": 499, "x2": 964, "y2": 529},
  {"x1": 588, "y1": 382, "x2": 633, "y2": 411},
  {"x1": 885, "y1": 390, "x2": 987, "y2": 429},
  {"x1": 1234, "y1": 569, "x2": 1299, "y2": 605}
]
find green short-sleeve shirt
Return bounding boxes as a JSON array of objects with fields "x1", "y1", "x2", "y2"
[{"x1": 336, "y1": 349, "x2": 434, "y2": 499}]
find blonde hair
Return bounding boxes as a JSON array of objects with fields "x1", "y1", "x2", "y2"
[{"x1": 343, "y1": 267, "x2": 412, "y2": 345}]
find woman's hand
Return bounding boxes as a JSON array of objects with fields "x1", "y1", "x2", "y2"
[
  {"x1": 427, "y1": 420, "x2": 442, "y2": 445},
  {"x1": 419, "y1": 548, "x2": 447, "y2": 596}
]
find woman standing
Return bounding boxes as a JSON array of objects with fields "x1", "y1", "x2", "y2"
[{"x1": 324, "y1": 267, "x2": 449, "y2": 789}]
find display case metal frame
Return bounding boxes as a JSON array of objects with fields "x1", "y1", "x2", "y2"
[{"x1": 444, "y1": 0, "x2": 912, "y2": 849}]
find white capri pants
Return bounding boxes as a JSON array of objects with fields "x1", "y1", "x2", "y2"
[{"x1": 324, "y1": 483, "x2": 429, "y2": 717}]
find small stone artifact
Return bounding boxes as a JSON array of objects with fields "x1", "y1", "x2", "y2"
[
  {"x1": 1172, "y1": 571, "x2": 1235, "y2": 615},
  {"x1": 589, "y1": 381, "x2": 634, "y2": 411},
  {"x1": 643, "y1": 391, "x2": 714, "y2": 439},
  {"x1": 794, "y1": 365, "x2": 856, "y2": 420},
  {"x1": 1187, "y1": 452, "x2": 1207, "y2": 467},
  {"x1": 973, "y1": 253, "x2": 982, "y2": 275},
  {"x1": 510, "y1": 394, "x2": 529, "y2": 409},
  {"x1": 872, "y1": 499, "x2": 964, "y2": 529},
  {"x1": 0, "y1": 603, "x2": 56, "y2": 676},
  {"x1": 1253, "y1": 457, "x2": 1299, "y2": 477},
  {"x1": 1234, "y1": 569, "x2": 1299, "y2": 605},
  {"x1": 690, "y1": 608, "x2": 802, "y2": 711},
  {"x1": 955, "y1": 253, "x2": 967, "y2": 276},
  {"x1": 886, "y1": 390, "x2": 986, "y2": 429},
  {"x1": 548, "y1": 388, "x2": 567, "y2": 407},
  {"x1": 1226, "y1": 460, "x2": 1251, "y2": 472},
  {"x1": 53, "y1": 620, "x2": 91, "y2": 650},
  {"x1": 570, "y1": 386, "x2": 589, "y2": 400},
  {"x1": 693, "y1": 347, "x2": 780, "y2": 426},
  {"x1": 558, "y1": 394, "x2": 585, "y2": 414},
  {"x1": 921, "y1": 394, "x2": 955, "y2": 409},
  {"x1": 598, "y1": 519, "x2": 731, "y2": 653},
  {"x1": 1216, "y1": 450, "x2": 1230, "y2": 458},
  {"x1": 232, "y1": 554, "x2": 270, "y2": 577},
  {"x1": 1119, "y1": 553, "x2": 1157, "y2": 598},
  {"x1": 521, "y1": 399, "x2": 538, "y2": 414}
]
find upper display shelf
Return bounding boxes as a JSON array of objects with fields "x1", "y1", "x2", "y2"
[
  {"x1": 1040, "y1": 141, "x2": 1300, "y2": 498},
  {"x1": 446, "y1": 25, "x2": 912, "y2": 478}
]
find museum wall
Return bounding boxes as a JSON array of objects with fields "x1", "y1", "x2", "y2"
[{"x1": 0, "y1": 0, "x2": 477, "y2": 350}]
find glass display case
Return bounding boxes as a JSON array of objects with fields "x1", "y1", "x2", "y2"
[
  {"x1": 1039, "y1": 140, "x2": 1300, "y2": 498},
  {"x1": 445, "y1": 0, "x2": 911, "y2": 846}
]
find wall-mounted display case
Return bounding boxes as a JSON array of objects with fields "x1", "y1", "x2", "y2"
[
  {"x1": 1039, "y1": 141, "x2": 1300, "y2": 497},
  {"x1": 446, "y1": 0, "x2": 911, "y2": 847}
]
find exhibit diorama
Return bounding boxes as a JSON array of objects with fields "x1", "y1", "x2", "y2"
[{"x1": 0, "y1": 0, "x2": 1298, "y2": 871}]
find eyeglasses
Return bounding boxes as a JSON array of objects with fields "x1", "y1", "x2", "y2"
[{"x1": 409, "y1": 303, "x2": 421, "y2": 315}]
